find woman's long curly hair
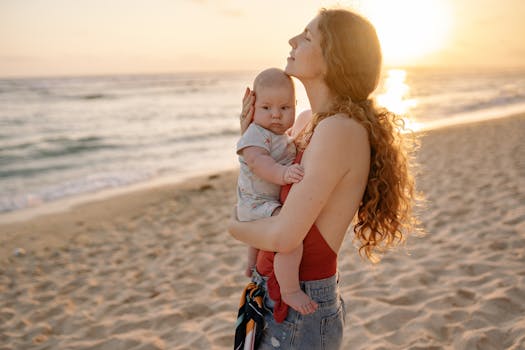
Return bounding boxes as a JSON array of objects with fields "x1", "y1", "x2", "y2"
[{"x1": 297, "y1": 8, "x2": 420, "y2": 262}]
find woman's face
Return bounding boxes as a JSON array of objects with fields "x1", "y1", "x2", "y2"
[{"x1": 285, "y1": 15, "x2": 326, "y2": 81}]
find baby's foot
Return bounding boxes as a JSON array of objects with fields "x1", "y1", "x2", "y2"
[{"x1": 282, "y1": 289, "x2": 318, "y2": 315}]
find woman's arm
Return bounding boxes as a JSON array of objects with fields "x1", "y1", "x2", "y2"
[{"x1": 228, "y1": 115, "x2": 369, "y2": 253}]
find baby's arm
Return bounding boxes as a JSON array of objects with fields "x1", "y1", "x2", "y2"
[{"x1": 241, "y1": 146, "x2": 304, "y2": 186}]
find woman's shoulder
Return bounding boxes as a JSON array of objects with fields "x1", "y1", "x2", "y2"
[
  {"x1": 316, "y1": 113, "x2": 367, "y2": 140},
  {"x1": 303, "y1": 114, "x2": 369, "y2": 164},
  {"x1": 304, "y1": 114, "x2": 369, "y2": 172}
]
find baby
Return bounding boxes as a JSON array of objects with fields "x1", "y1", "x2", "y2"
[{"x1": 236, "y1": 68, "x2": 317, "y2": 314}]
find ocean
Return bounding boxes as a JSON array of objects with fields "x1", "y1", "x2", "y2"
[{"x1": 1, "y1": 67, "x2": 525, "y2": 214}]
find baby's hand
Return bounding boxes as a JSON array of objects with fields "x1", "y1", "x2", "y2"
[{"x1": 283, "y1": 164, "x2": 304, "y2": 184}]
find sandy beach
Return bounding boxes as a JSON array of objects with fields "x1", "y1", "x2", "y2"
[{"x1": 1, "y1": 114, "x2": 524, "y2": 349}]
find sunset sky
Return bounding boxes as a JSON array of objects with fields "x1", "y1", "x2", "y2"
[{"x1": 1, "y1": 0, "x2": 524, "y2": 77}]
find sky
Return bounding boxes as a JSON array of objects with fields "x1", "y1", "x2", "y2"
[{"x1": 1, "y1": 0, "x2": 524, "y2": 78}]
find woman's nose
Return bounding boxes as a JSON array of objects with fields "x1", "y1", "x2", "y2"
[{"x1": 288, "y1": 35, "x2": 297, "y2": 48}]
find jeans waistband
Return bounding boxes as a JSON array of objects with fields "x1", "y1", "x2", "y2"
[
  {"x1": 252, "y1": 269, "x2": 339, "y2": 304},
  {"x1": 300, "y1": 275, "x2": 338, "y2": 303}
]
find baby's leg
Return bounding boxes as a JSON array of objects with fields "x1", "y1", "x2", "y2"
[
  {"x1": 245, "y1": 246, "x2": 259, "y2": 277},
  {"x1": 274, "y1": 244, "x2": 318, "y2": 315}
]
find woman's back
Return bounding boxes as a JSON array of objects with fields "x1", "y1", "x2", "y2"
[{"x1": 291, "y1": 112, "x2": 370, "y2": 254}]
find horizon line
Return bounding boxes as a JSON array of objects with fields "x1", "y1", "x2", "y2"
[{"x1": 2, "y1": 64, "x2": 525, "y2": 80}]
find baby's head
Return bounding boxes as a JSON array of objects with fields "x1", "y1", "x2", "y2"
[{"x1": 252, "y1": 68, "x2": 296, "y2": 135}]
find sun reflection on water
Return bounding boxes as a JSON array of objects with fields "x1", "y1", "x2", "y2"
[{"x1": 375, "y1": 69, "x2": 422, "y2": 132}]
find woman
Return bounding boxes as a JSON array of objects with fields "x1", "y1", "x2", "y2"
[{"x1": 229, "y1": 8, "x2": 417, "y2": 349}]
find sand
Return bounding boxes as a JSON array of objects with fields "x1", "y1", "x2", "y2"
[{"x1": 1, "y1": 114, "x2": 524, "y2": 350}]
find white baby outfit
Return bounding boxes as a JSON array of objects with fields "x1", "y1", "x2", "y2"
[{"x1": 236, "y1": 123, "x2": 296, "y2": 221}]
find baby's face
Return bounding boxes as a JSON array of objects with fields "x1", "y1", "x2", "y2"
[{"x1": 253, "y1": 85, "x2": 296, "y2": 135}]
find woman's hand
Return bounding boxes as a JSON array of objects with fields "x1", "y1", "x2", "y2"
[{"x1": 240, "y1": 87, "x2": 255, "y2": 134}]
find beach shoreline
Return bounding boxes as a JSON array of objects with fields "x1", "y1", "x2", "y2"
[
  {"x1": 0, "y1": 168, "x2": 238, "y2": 260},
  {"x1": 1, "y1": 113, "x2": 524, "y2": 349},
  {"x1": 2, "y1": 109, "x2": 524, "y2": 228}
]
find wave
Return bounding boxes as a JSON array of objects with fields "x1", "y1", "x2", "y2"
[
  {"x1": 0, "y1": 164, "x2": 74, "y2": 179},
  {"x1": 0, "y1": 136, "x2": 118, "y2": 167},
  {"x1": 79, "y1": 93, "x2": 110, "y2": 100},
  {"x1": 0, "y1": 170, "x2": 154, "y2": 213},
  {"x1": 170, "y1": 128, "x2": 239, "y2": 144},
  {"x1": 0, "y1": 73, "x2": 231, "y2": 102}
]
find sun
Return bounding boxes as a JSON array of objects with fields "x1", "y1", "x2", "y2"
[{"x1": 356, "y1": 0, "x2": 451, "y2": 66}]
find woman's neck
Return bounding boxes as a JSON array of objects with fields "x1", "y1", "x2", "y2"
[{"x1": 301, "y1": 78, "x2": 334, "y2": 114}]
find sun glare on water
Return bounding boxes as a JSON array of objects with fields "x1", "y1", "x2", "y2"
[
  {"x1": 349, "y1": 0, "x2": 452, "y2": 132},
  {"x1": 375, "y1": 69, "x2": 423, "y2": 132},
  {"x1": 358, "y1": 0, "x2": 451, "y2": 65}
]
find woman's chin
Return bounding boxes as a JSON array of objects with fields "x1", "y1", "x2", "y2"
[{"x1": 284, "y1": 65, "x2": 295, "y2": 77}]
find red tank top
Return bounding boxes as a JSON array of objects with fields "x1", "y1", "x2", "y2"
[{"x1": 255, "y1": 151, "x2": 338, "y2": 323}]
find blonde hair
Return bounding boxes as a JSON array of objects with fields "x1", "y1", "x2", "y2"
[{"x1": 297, "y1": 8, "x2": 420, "y2": 262}]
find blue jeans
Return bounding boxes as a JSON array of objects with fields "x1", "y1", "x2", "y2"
[{"x1": 252, "y1": 269, "x2": 346, "y2": 350}]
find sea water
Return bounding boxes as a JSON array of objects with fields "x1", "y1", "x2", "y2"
[{"x1": 1, "y1": 67, "x2": 524, "y2": 214}]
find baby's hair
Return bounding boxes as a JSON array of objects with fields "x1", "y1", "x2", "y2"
[{"x1": 253, "y1": 68, "x2": 295, "y2": 93}]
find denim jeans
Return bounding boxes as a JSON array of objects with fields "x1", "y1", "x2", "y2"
[{"x1": 252, "y1": 269, "x2": 346, "y2": 350}]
